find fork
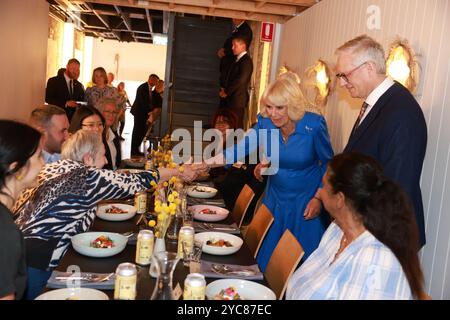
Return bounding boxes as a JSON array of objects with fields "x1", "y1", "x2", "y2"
[
  {"x1": 202, "y1": 223, "x2": 237, "y2": 231},
  {"x1": 55, "y1": 272, "x2": 114, "y2": 282},
  {"x1": 211, "y1": 264, "x2": 256, "y2": 276}
]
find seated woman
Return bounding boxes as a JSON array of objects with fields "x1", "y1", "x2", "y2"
[
  {"x1": 0, "y1": 120, "x2": 44, "y2": 300},
  {"x1": 286, "y1": 152, "x2": 425, "y2": 300},
  {"x1": 96, "y1": 98, "x2": 122, "y2": 170},
  {"x1": 69, "y1": 105, "x2": 105, "y2": 136},
  {"x1": 13, "y1": 130, "x2": 200, "y2": 299}
]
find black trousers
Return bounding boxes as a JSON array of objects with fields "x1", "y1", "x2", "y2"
[{"x1": 131, "y1": 117, "x2": 147, "y2": 156}]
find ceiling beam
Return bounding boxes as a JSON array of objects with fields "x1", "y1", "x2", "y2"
[
  {"x1": 83, "y1": 2, "x2": 121, "y2": 40},
  {"x1": 114, "y1": 5, "x2": 137, "y2": 41},
  {"x1": 79, "y1": 0, "x2": 290, "y2": 23},
  {"x1": 145, "y1": 8, "x2": 154, "y2": 33}
]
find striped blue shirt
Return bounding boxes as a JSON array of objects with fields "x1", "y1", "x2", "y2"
[{"x1": 286, "y1": 222, "x2": 412, "y2": 300}]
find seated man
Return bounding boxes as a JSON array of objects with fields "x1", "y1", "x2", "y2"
[{"x1": 29, "y1": 104, "x2": 69, "y2": 164}]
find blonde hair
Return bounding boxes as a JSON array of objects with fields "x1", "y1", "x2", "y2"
[
  {"x1": 61, "y1": 130, "x2": 103, "y2": 162},
  {"x1": 260, "y1": 72, "x2": 306, "y2": 121},
  {"x1": 336, "y1": 34, "x2": 386, "y2": 74}
]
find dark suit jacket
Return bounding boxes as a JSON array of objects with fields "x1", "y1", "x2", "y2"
[
  {"x1": 45, "y1": 74, "x2": 85, "y2": 121},
  {"x1": 103, "y1": 129, "x2": 121, "y2": 170},
  {"x1": 224, "y1": 53, "x2": 253, "y2": 112},
  {"x1": 344, "y1": 81, "x2": 428, "y2": 246},
  {"x1": 220, "y1": 21, "x2": 253, "y2": 87},
  {"x1": 130, "y1": 82, "x2": 152, "y2": 119}
]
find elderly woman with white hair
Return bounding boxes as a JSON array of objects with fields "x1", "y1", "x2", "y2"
[
  {"x1": 13, "y1": 130, "x2": 200, "y2": 299},
  {"x1": 205, "y1": 72, "x2": 334, "y2": 272}
]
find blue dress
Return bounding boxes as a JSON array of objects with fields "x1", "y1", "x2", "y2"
[{"x1": 225, "y1": 113, "x2": 334, "y2": 272}]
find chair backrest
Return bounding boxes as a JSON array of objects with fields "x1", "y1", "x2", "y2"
[
  {"x1": 243, "y1": 204, "x2": 274, "y2": 258},
  {"x1": 264, "y1": 229, "x2": 304, "y2": 300},
  {"x1": 231, "y1": 184, "x2": 255, "y2": 228}
]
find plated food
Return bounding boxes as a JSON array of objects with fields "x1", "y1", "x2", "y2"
[
  {"x1": 96, "y1": 203, "x2": 136, "y2": 222},
  {"x1": 188, "y1": 205, "x2": 229, "y2": 222},
  {"x1": 206, "y1": 279, "x2": 276, "y2": 300},
  {"x1": 90, "y1": 235, "x2": 115, "y2": 249},
  {"x1": 71, "y1": 232, "x2": 127, "y2": 258},
  {"x1": 215, "y1": 286, "x2": 242, "y2": 300},
  {"x1": 195, "y1": 232, "x2": 243, "y2": 255},
  {"x1": 35, "y1": 288, "x2": 109, "y2": 300},
  {"x1": 187, "y1": 185, "x2": 218, "y2": 199}
]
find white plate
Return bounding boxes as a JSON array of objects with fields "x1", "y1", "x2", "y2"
[
  {"x1": 96, "y1": 203, "x2": 137, "y2": 222},
  {"x1": 35, "y1": 288, "x2": 109, "y2": 300},
  {"x1": 71, "y1": 232, "x2": 128, "y2": 258},
  {"x1": 189, "y1": 205, "x2": 229, "y2": 222},
  {"x1": 206, "y1": 279, "x2": 276, "y2": 300},
  {"x1": 187, "y1": 185, "x2": 218, "y2": 199},
  {"x1": 195, "y1": 232, "x2": 243, "y2": 255},
  {"x1": 122, "y1": 158, "x2": 145, "y2": 168}
]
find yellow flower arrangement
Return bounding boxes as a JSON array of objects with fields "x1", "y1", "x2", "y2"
[{"x1": 152, "y1": 175, "x2": 181, "y2": 239}]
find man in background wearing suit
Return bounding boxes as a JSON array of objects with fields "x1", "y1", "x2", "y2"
[
  {"x1": 130, "y1": 73, "x2": 159, "y2": 156},
  {"x1": 45, "y1": 58, "x2": 85, "y2": 122},
  {"x1": 220, "y1": 34, "x2": 254, "y2": 129},
  {"x1": 305, "y1": 35, "x2": 427, "y2": 248},
  {"x1": 218, "y1": 19, "x2": 253, "y2": 104}
]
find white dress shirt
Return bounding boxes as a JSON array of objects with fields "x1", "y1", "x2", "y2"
[
  {"x1": 236, "y1": 51, "x2": 247, "y2": 62},
  {"x1": 358, "y1": 77, "x2": 395, "y2": 125}
]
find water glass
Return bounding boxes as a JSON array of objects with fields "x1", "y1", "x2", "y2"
[{"x1": 182, "y1": 240, "x2": 203, "y2": 268}]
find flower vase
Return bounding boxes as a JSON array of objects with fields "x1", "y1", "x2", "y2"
[
  {"x1": 149, "y1": 237, "x2": 166, "y2": 278},
  {"x1": 150, "y1": 251, "x2": 180, "y2": 300}
]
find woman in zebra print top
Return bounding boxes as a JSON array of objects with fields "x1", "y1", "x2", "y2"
[{"x1": 13, "y1": 130, "x2": 199, "y2": 299}]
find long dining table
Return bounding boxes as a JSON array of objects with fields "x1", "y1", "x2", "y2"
[{"x1": 48, "y1": 189, "x2": 267, "y2": 300}]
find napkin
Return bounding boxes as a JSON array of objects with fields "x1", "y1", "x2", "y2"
[
  {"x1": 46, "y1": 271, "x2": 115, "y2": 290},
  {"x1": 193, "y1": 222, "x2": 240, "y2": 234},
  {"x1": 200, "y1": 260, "x2": 264, "y2": 280}
]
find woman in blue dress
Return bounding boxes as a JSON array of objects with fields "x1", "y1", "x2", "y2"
[{"x1": 209, "y1": 73, "x2": 334, "y2": 272}]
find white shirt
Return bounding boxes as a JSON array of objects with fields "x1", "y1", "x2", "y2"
[
  {"x1": 359, "y1": 77, "x2": 395, "y2": 124},
  {"x1": 107, "y1": 128, "x2": 117, "y2": 169},
  {"x1": 42, "y1": 150, "x2": 61, "y2": 164},
  {"x1": 236, "y1": 51, "x2": 247, "y2": 62}
]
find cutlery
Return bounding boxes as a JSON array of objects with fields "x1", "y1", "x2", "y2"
[
  {"x1": 202, "y1": 223, "x2": 238, "y2": 231},
  {"x1": 55, "y1": 272, "x2": 114, "y2": 282},
  {"x1": 121, "y1": 231, "x2": 135, "y2": 238},
  {"x1": 211, "y1": 264, "x2": 256, "y2": 276}
]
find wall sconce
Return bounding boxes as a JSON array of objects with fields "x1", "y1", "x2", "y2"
[
  {"x1": 303, "y1": 59, "x2": 334, "y2": 107},
  {"x1": 386, "y1": 38, "x2": 420, "y2": 93}
]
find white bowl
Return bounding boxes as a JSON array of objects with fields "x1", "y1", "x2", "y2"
[
  {"x1": 189, "y1": 205, "x2": 229, "y2": 222},
  {"x1": 71, "y1": 232, "x2": 128, "y2": 258},
  {"x1": 206, "y1": 279, "x2": 276, "y2": 300},
  {"x1": 187, "y1": 185, "x2": 217, "y2": 199},
  {"x1": 96, "y1": 203, "x2": 137, "y2": 222},
  {"x1": 195, "y1": 232, "x2": 243, "y2": 255},
  {"x1": 35, "y1": 288, "x2": 109, "y2": 300}
]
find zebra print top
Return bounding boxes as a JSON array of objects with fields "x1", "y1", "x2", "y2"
[{"x1": 13, "y1": 159, "x2": 158, "y2": 270}]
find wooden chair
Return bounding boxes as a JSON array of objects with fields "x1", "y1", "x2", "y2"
[
  {"x1": 231, "y1": 184, "x2": 255, "y2": 228},
  {"x1": 264, "y1": 229, "x2": 304, "y2": 300},
  {"x1": 243, "y1": 204, "x2": 274, "y2": 258}
]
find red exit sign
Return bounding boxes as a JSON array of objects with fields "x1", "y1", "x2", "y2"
[{"x1": 261, "y1": 22, "x2": 275, "y2": 42}]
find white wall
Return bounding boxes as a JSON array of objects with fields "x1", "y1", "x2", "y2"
[
  {"x1": 277, "y1": 0, "x2": 450, "y2": 299},
  {"x1": 91, "y1": 38, "x2": 167, "y2": 88},
  {"x1": 0, "y1": 0, "x2": 48, "y2": 121}
]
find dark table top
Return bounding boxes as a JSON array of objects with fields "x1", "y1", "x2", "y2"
[{"x1": 53, "y1": 194, "x2": 266, "y2": 300}]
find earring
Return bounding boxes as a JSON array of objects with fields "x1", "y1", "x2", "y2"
[{"x1": 15, "y1": 174, "x2": 23, "y2": 181}]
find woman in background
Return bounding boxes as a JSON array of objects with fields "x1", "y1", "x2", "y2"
[{"x1": 0, "y1": 120, "x2": 44, "y2": 300}]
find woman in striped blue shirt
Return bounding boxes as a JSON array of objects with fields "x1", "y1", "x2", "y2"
[
  {"x1": 286, "y1": 152, "x2": 425, "y2": 300},
  {"x1": 13, "y1": 130, "x2": 199, "y2": 299}
]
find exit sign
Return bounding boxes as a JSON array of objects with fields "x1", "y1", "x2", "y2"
[{"x1": 261, "y1": 22, "x2": 275, "y2": 42}]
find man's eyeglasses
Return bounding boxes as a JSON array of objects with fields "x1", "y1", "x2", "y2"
[
  {"x1": 336, "y1": 61, "x2": 368, "y2": 83},
  {"x1": 103, "y1": 110, "x2": 118, "y2": 115},
  {"x1": 82, "y1": 122, "x2": 104, "y2": 129}
]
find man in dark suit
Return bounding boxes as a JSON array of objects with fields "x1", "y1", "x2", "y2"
[
  {"x1": 130, "y1": 73, "x2": 159, "y2": 156},
  {"x1": 45, "y1": 58, "x2": 85, "y2": 122},
  {"x1": 220, "y1": 34, "x2": 254, "y2": 128},
  {"x1": 218, "y1": 19, "x2": 252, "y2": 100},
  {"x1": 307, "y1": 35, "x2": 428, "y2": 248}
]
